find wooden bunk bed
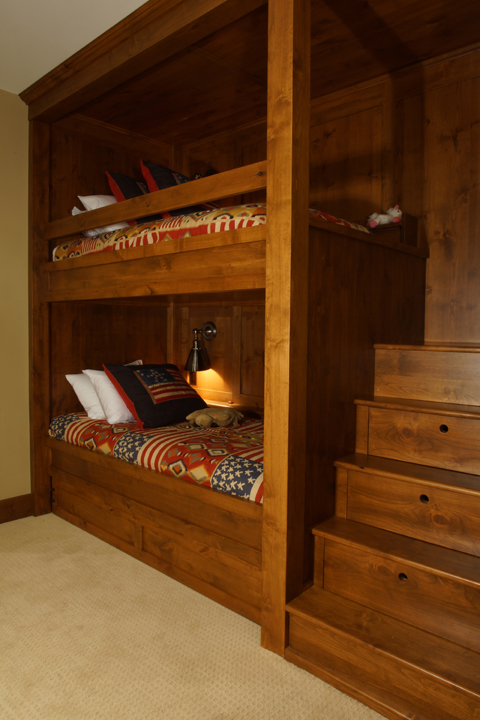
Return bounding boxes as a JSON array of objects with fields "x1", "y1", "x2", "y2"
[{"x1": 25, "y1": 0, "x2": 480, "y2": 717}]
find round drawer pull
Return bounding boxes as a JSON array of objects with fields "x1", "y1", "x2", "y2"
[
  {"x1": 439, "y1": 424, "x2": 449, "y2": 433},
  {"x1": 420, "y1": 494, "x2": 429, "y2": 503},
  {"x1": 398, "y1": 573, "x2": 408, "y2": 582}
]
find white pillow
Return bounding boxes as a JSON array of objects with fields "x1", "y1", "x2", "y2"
[
  {"x1": 72, "y1": 206, "x2": 129, "y2": 238},
  {"x1": 83, "y1": 369, "x2": 135, "y2": 424},
  {"x1": 78, "y1": 194, "x2": 117, "y2": 211},
  {"x1": 66, "y1": 374, "x2": 105, "y2": 420}
]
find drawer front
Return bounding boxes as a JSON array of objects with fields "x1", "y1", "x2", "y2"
[
  {"x1": 368, "y1": 408, "x2": 480, "y2": 474},
  {"x1": 346, "y1": 469, "x2": 480, "y2": 555},
  {"x1": 324, "y1": 539, "x2": 480, "y2": 652}
]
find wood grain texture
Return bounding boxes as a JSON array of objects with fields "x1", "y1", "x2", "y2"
[
  {"x1": 304, "y1": 229, "x2": 426, "y2": 574},
  {"x1": 48, "y1": 439, "x2": 262, "y2": 550},
  {"x1": 261, "y1": 0, "x2": 310, "y2": 655},
  {"x1": 345, "y1": 467, "x2": 480, "y2": 556},
  {"x1": 375, "y1": 347, "x2": 480, "y2": 405},
  {"x1": 49, "y1": 301, "x2": 168, "y2": 417},
  {"x1": 49, "y1": 438, "x2": 262, "y2": 621},
  {"x1": 45, "y1": 162, "x2": 267, "y2": 240},
  {"x1": 170, "y1": 300, "x2": 265, "y2": 408},
  {"x1": 324, "y1": 535, "x2": 480, "y2": 653},
  {"x1": 24, "y1": 0, "x2": 268, "y2": 124},
  {"x1": 45, "y1": 232, "x2": 267, "y2": 303},
  {"x1": 0, "y1": 495, "x2": 34, "y2": 524},
  {"x1": 334, "y1": 468, "x2": 348, "y2": 518},
  {"x1": 287, "y1": 587, "x2": 480, "y2": 720},
  {"x1": 29, "y1": 121, "x2": 51, "y2": 515},
  {"x1": 368, "y1": 406, "x2": 480, "y2": 474},
  {"x1": 355, "y1": 405, "x2": 369, "y2": 454}
]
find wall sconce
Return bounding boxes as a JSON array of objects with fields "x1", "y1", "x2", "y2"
[{"x1": 184, "y1": 321, "x2": 217, "y2": 374}]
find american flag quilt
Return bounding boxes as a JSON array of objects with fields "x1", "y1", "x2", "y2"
[{"x1": 49, "y1": 413, "x2": 264, "y2": 504}]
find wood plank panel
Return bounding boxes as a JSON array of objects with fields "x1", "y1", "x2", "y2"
[
  {"x1": 346, "y1": 468, "x2": 480, "y2": 555},
  {"x1": 45, "y1": 238, "x2": 267, "y2": 302},
  {"x1": 173, "y1": 301, "x2": 264, "y2": 408},
  {"x1": 44, "y1": 162, "x2": 267, "y2": 240},
  {"x1": 0, "y1": 494, "x2": 34, "y2": 524},
  {"x1": 375, "y1": 348, "x2": 480, "y2": 405},
  {"x1": 287, "y1": 592, "x2": 479, "y2": 720},
  {"x1": 48, "y1": 439, "x2": 262, "y2": 550},
  {"x1": 423, "y1": 77, "x2": 480, "y2": 343},
  {"x1": 304, "y1": 230, "x2": 426, "y2": 575},
  {"x1": 309, "y1": 105, "x2": 383, "y2": 226},
  {"x1": 368, "y1": 407, "x2": 480, "y2": 474},
  {"x1": 143, "y1": 527, "x2": 262, "y2": 607},
  {"x1": 324, "y1": 539, "x2": 480, "y2": 653},
  {"x1": 53, "y1": 468, "x2": 262, "y2": 572},
  {"x1": 23, "y1": 0, "x2": 268, "y2": 123},
  {"x1": 49, "y1": 123, "x2": 170, "y2": 223},
  {"x1": 29, "y1": 120, "x2": 51, "y2": 515},
  {"x1": 49, "y1": 301, "x2": 168, "y2": 416},
  {"x1": 54, "y1": 505, "x2": 260, "y2": 623},
  {"x1": 53, "y1": 466, "x2": 262, "y2": 617},
  {"x1": 261, "y1": 0, "x2": 310, "y2": 655}
]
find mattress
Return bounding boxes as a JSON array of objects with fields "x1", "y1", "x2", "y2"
[
  {"x1": 53, "y1": 203, "x2": 369, "y2": 261},
  {"x1": 49, "y1": 413, "x2": 264, "y2": 504}
]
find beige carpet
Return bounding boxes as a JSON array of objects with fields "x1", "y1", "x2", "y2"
[{"x1": 0, "y1": 514, "x2": 383, "y2": 720}]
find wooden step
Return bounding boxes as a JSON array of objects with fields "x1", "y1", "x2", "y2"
[
  {"x1": 374, "y1": 344, "x2": 480, "y2": 406},
  {"x1": 286, "y1": 586, "x2": 480, "y2": 720},
  {"x1": 334, "y1": 454, "x2": 480, "y2": 555},
  {"x1": 313, "y1": 517, "x2": 480, "y2": 653},
  {"x1": 355, "y1": 396, "x2": 480, "y2": 474}
]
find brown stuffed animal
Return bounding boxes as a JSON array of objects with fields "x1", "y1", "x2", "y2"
[{"x1": 186, "y1": 407, "x2": 244, "y2": 428}]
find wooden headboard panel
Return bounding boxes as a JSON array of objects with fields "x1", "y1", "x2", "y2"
[{"x1": 49, "y1": 291, "x2": 265, "y2": 419}]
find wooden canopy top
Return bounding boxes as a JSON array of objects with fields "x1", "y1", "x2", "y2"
[{"x1": 20, "y1": 0, "x2": 480, "y2": 144}]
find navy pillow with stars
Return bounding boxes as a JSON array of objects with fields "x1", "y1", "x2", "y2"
[{"x1": 104, "y1": 363, "x2": 207, "y2": 429}]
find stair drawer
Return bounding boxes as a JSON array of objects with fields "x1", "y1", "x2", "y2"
[
  {"x1": 345, "y1": 469, "x2": 480, "y2": 555},
  {"x1": 324, "y1": 539, "x2": 480, "y2": 652},
  {"x1": 368, "y1": 407, "x2": 480, "y2": 474}
]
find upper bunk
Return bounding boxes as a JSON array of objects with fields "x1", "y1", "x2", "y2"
[{"x1": 20, "y1": 0, "x2": 470, "y2": 304}]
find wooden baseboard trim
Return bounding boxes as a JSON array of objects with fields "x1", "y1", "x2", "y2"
[{"x1": 0, "y1": 494, "x2": 34, "y2": 524}]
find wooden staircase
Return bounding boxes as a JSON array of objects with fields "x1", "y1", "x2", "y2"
[{"x1": 286, "y1": 345, "x2": 480, "y2": 720}]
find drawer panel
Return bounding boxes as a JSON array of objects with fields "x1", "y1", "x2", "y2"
[
  {"x1": 346, "y1": 469, "x2": 480, "y2": 555},
  {"x1": 324, "y1": 539, "x2": 480, "y2": 653},
  {"x1": 368, "y1": 408, "x2": 480, "y2": 474}
]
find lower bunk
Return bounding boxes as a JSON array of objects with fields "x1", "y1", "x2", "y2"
[{"x1": 46, "y1": 416, "x2": 263, "y2": 622}]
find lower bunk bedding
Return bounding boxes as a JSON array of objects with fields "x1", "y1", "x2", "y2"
[
  {"x1": 49, "y1": 412, "x2": 264, "y2": 503},
  {"x1": 47, "y1": 412, "x2": 264, "y2": 621}
]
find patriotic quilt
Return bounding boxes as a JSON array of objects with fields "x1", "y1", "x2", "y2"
[
  {"x1": 49, "y1": 413, "x2": 264, "y2": 504},
  {"x1": 53, "y1": 203, "x2": 369, "y2": 261}
]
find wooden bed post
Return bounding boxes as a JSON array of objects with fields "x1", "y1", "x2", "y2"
[
  {"x1": 29, "y1": 120, "x2": 51, "y2": 515},
  {"x1": 262, "y1": 0, "x2": 311, "y2": 654}
]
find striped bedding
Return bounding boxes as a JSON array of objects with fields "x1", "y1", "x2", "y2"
[
  {"x1": 52, "y1": 203, "x2": 369, "y2": 261},
  {"x1": 49, "y1": 413, "x2": 264, "y2": 504}
]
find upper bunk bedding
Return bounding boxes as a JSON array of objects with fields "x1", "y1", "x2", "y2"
[
  {"x1": 52, "y1": 203, "x2": 370, "y2": 261},
  {"x1": 49, "y1": 412, "x2": 264, "y2": 504}
]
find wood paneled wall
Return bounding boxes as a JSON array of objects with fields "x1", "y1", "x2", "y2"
[
  {"x1": 50, "y1": 301, "x2": 169, "y2": 417},
  {"x1": 49, "y1": 293, "x2": 265, "y2": 419},
  {"x1": 184, "y1": 46, "x2": 480, "y2": 345},
  {"x1": 168, "y1": 291, "x2": 265, "y2": 409},
  {"x1": 49, "y1": 116, "x2": 173, "y2": 222}
]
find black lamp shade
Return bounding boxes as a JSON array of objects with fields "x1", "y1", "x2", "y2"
[{"x1": 184, "y1": 346, "x2": 211, "y2": 372}]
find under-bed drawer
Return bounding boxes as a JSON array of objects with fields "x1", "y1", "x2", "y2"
[{"x1": 367, "y1": 407, "x2": 480, "y2": 474}]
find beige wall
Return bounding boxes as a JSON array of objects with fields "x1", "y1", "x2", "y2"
[{"x1": 0, "y1": 89, "x2": 30, "y2": 500}]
